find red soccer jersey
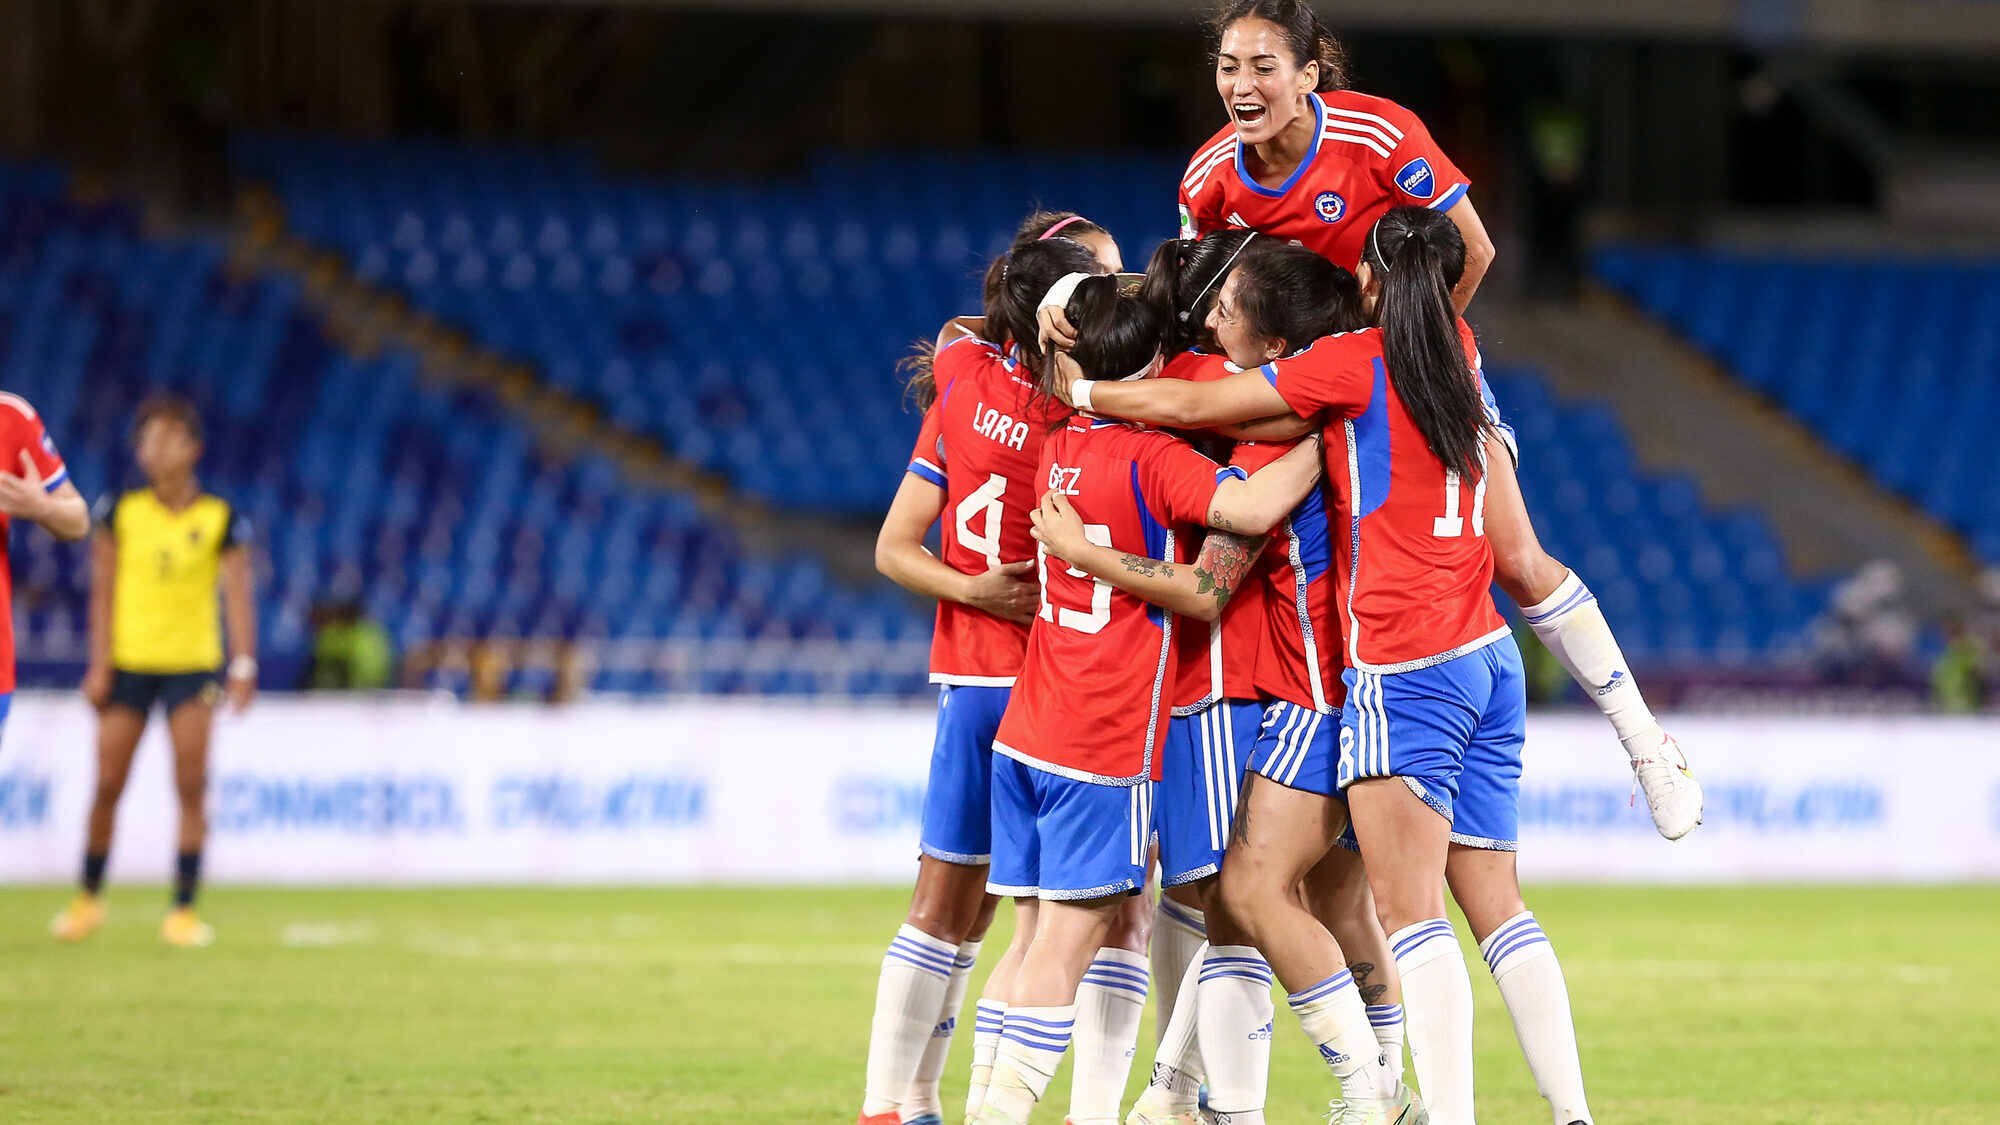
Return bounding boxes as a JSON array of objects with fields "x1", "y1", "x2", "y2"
[
  {"x1": 1160, "y1": 349, "x2": 1265, "y2": 708},
  {"x1": 1179, "y1": 90, "x2": 1470, "y2": 273},
  {"x1": 906, "y1": 334, "x2": 1065, "y2": 686},
  {"x1": 1258, "y1": 329, "x2": 1509, "y2": 673},
  {"x1": 0, "y1": 392, "x2": 72, "y2": 694},
  {"x1": 1232, "y1": 439, "x2": 1344, "y2": 713},
  {"x1": 995, "y1": 419, "x2": 1239, "y2": 784}
]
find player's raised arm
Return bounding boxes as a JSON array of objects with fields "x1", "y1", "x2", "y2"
[
  {"x1": 1031, "y1": 489, "x2": 1265, "y2": 622},
  {"x1": 1205, "y1": 432, "x2": 1322, "y2": 535},
  {"x1": 1063, "y1": 358, "x2": 1291, "y2": 431}
]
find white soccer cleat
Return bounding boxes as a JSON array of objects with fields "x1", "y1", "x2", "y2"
[
  {"x1": 1328, "y1": 1083, "x2": 1427, "y2": 1125},
  {"x1": 1626, "y1": 727, "x2": 1702, "y2": 841}
]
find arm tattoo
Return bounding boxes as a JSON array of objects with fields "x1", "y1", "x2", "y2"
[
  {"x1": 1116, "y1": 554, "x2": 1175, "y2": 580},
  {"x1": 1348, "y1": 960, "x2": 1388, "y2": 1006},
  {"x1": 1194, "y1": 531, "x2": 1267, "y2": 610}
]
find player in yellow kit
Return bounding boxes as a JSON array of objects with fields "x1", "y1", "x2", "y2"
[{"x1": 51, "y1": 395, "x2": 257, "y2": 947}]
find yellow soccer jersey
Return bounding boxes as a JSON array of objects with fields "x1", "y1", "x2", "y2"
[{"x1": 95, "y1": 488, "x2": 251, "y2": 674}]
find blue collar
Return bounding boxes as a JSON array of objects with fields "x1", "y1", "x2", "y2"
[{"x1": 1234, "y1": 92, "x2": 1326, "y2": 199}]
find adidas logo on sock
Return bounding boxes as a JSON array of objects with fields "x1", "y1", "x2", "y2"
[
  {"x1": 1319, "y1": 1044, "x2": 1350, "y2": 1064},
  {"x1": 1248, "y1": 1021, "x2": 1273, "y2": 1041}
]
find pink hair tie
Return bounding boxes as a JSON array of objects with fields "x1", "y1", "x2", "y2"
[{"x1": 1038, "y1": 215, "x2": 1091, "y2": 240}]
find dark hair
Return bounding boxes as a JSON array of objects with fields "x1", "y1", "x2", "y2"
[
  {"x1": 1212, "y1": 0, "x2": 1348, "y2": 93},
  {"x1": 1138, "y1": 228, "x2": 1259, "y2": 355},
  {"x1": 133, "y1": 392, "x2": 203, "y2": 446},
  {"x1": 978, "y1": 210, "x2": 1112, "y2": 323},
  {"x1": 1041, "y1": 276, "x2": 1164, "y2": 400},
  {"x1": 1230, "y1": 242, "x2": 1364, "y2": 351},
  {"x1": 1362, "y1": 205, "x2": 1486, "y2": 483},
  {"x1": 905, "y1": 212, "x2": 1111, "y2": 409}
]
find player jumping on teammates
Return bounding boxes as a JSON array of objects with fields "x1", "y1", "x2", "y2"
[{"x1": 52, "y1": 394, "x2": 257, "y2": 948}]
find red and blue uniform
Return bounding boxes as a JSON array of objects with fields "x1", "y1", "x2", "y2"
[
  {"x1": 1155, "y1": 349, "x2": 1271, "y2": 885},
  {"x1": 1180, "y1": 89, "x2": 1471, "y2": 272},
  {"x1": 0, "y1": 392, "x2": 71, "y2": 726},
  {"x1": 990, "y1": 417, "x2": 1241, "y2": 899},
  {"x1": 1260, "y1": 327, "x2": 1528, "y2": 849},
  {"x1": 903, "y1": 334, "x2": 1063, "y2": 865}
]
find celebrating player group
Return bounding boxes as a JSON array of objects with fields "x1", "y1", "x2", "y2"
[{"x1": 860, "y1": 4, "x2": 1703, "y2": 1125}]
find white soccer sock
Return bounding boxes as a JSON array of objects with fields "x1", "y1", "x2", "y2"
[
  {"x1": 1150, "y1": 896, "x2": 1207, "y2": 1038},
  {"x1": 1481, "y1": 913, "x2": 1592, "y2": 1125},
  {"x1": 964, "y1": 998, "x2": 1006, "y2": 1123},
  {"x1": 983, "y1": 1005, "x2": 1075, "y2": 1125},
  {"x1": 1070, "y1": 949, "x2": 1150, "y2": 1125},
  {"x1": 1392, "y1": 919, "x2": 1477, "y2": 1125},
  {"x1": 904, "y1": 938, "x2": 980, "y2": 1122},
  {"x1": 1367, "y1": 1003, "x2": 1407, "y2": 1084},
  {"x1": 1195, "y1": 945, "x2": 1274, "y2": 1125},
  {"x1": 862, "y1": 924, "x2": 958, "y2": 1116},
  {"x1": 1140, "y1": 945, "x2": 1207, "y2": 1110},
  {"x1": 1522, "y1": 571, "x2": 1659, "y2": 750},
  {"x1": 1286, "y1": 970, "x2": 1397, "y2": 1100}
]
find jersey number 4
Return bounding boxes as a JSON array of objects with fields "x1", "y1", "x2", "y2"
[
  {"x1": 954, "y1": 474, "x2": 1009, "y2": 568},
  {"x1": 1432, "y1": 468, "x2": 1489, "y2": 538},
  {"x1": 1037, "y1": 524, "x2": 1114, "y2": 634}
]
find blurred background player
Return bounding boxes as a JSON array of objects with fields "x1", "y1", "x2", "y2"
[
  {"x1": 0, "y1": 391, "x2": 92, "y2": 743},
  {"x1": 52, "y1": 394, "x2": 257, "y2": 948}
]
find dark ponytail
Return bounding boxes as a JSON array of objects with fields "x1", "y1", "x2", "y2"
[
  {"x1": 1038, "y1": 275, "x2": 1163, "y2": 403},
  {"x1": 1363, "y1": 205, "x2": 1486, "y2": 483},
  {"x1": 904, "y1": 233, "x2": 1103, "y2": 409},
  {"x1": 903, "y1": 212, "x2": 1108, "y2": 409},
  {"x1": 1212, "y1": 0, "x2": 1348, "y2": 93},
  {"x1": 1138, "y1": 228, "x2": 1259, "y2": 355},
  {"x1": 1230, "y1": 242, "x2": 1364, "y2": 350}
]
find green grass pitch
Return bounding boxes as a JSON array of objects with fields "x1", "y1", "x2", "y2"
[{"x1": 2, "y1": 885, "x2": 1997, "y2": 1123}]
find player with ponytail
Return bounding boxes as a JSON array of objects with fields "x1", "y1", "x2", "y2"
[
  {"x1": 1064, "y1": 206, "x2": 1600, "y2": 1125},
  {"x1": 972, "y1": 272, "x2": 1323, "y2": 1125}
]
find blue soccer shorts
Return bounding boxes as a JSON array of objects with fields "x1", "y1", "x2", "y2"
[
  {"x1": 1158, "y1": 698, "x2": 1262, "y2": 886},
  {"x1": 1337, "y1": 635, "x2": 1527, "y2": 851},
  {"x1": 919, "y1": 683, "x2": 1011, "y2": 865},
  {"x1": 1248, "y1": 698, "x2": 1341, "y2": 796},
  {"x1": 987, "y1": 753, "x2": 1152, "y2": 901}
]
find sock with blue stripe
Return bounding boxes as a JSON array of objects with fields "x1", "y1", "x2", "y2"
[
  {"x1": 1392, "y1": 919, "x2": 1475, "y2": 1125},
  {"x1": 861, "y1": 924, "x2": 957, "y2": 1117},
  {"x1": 1150, "y1": 896, "x2": 1207, "y2": 1037},
  {"x1": 1367, "y1": 1003, "x2": 1407, "y2": 1083},
  {"x1": 1070, "y1": 948, "x2": 1149, "y2": 1125},
  {"x1": 1136, "y1": 945, "x2": 1207, "y2": 1117},
  {"x1": 1481, "y1": 912, "x2": 1591, "y2": 1125},
  {"x1": 983, "y1": 1005, "x2": 1075, "y2": 1125},
  {"x1": 1523, "y1": 570, "x2": 1658, "y2": 747},
  {"x1": 1195, "y1": 945, "x2": 1274, "y2": 1125},
  {"x1": 1287, "y1": 969, "x2": 1396, "y2": 1099},
  {"x1": 905, "y1": 938, "x2": 980, "y2": 1123},
  {"x1": 963, "y1": 998, "x2": 1005, "y2": 1123}
]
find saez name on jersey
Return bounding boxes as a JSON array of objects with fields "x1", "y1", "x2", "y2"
[
  {"x1": 1046, "y1": 463, "x2": 1083, "y2": 496},
  {"x1": 973, "y1": 400, "x2": 1030, "y2": 451}
]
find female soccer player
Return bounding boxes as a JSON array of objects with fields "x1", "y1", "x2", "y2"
[
  {"x1": 0, "y1": 392, "x2": 92, "y2": 742},
  {"x1": 1063, "y1": 207, "x2": 1600, "y2": 1125},
  {"x1": 862, "y1": 219, "x2": 1116, "y2": 1125},
  {"x1": 53, "y1": 394, "x2": 256, "y2": 948},
  {"x1": 974, "y1": 271, "x2": 1328, "y2": 1125},
  {"x1": 1179, "y1": 0, "x2": 1700, "y2": 839},
  {"x1": 1043, "y1": 241, "x2": 1424, "y2": 1125}
]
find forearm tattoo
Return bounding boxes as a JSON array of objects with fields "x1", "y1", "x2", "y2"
[
  {"x1": 1117, "y1": 554, "x2": 1175, "y2": 579},
  {"x1": 1194, "y1": 531, "x2": 1267, "y2": 610}
]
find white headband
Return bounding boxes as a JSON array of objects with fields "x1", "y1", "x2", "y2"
[
  {"x1": 1038, "y1": 272, "x2": 1093, "y2": 313},
  {"x1": 1183, "y1": 232, "x2": 1257, "y2": 323}
]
